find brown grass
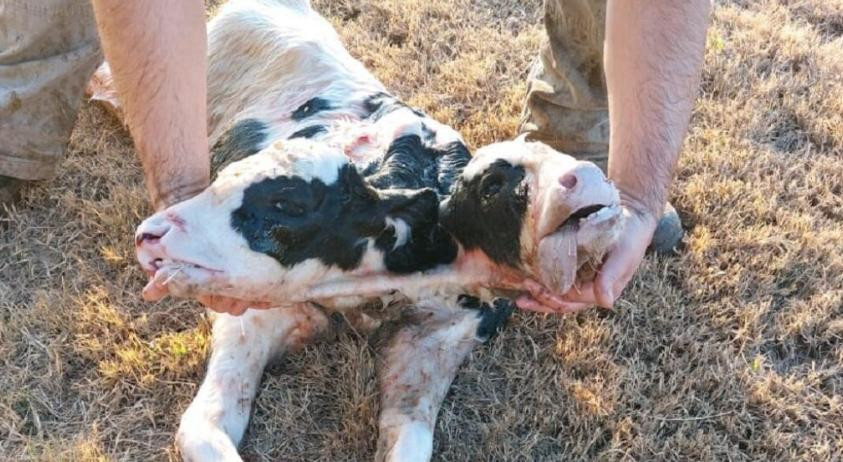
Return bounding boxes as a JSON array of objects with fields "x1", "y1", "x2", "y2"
[{"x1": 2, "y1": 0, "x2": 842, "y2": 460}]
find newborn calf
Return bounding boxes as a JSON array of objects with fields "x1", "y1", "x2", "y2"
[{"x1": 134, "y1": 0, "x2": 623, "y2": 460}]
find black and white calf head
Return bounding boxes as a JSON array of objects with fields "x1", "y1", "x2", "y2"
[
  {"x1": 137, "y1": 136, "x2": 622, "y2": 304},
  {"x1": 227, "y1": 145, "x2": 454, "y2": 274},
  {"x1": 137, "y1": 139, "x2": 457, "y2": 303},
  {"x1": 441, "y1": 139, "x2": 623, "y2": 294}
]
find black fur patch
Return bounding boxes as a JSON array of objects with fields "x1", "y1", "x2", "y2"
[
  {"x1": 440, "y1": 159, "x2": 528, "y2": 267},
  {"x1": 367, "y1": 135, "x2": 437, "y2": 190},
  {"x1": 291, "y1": 97, "x2": 334, "y2": 121},
  {"x1": 231, "y1": 165, "x2": 457, "y2": 273},
  {"x1": 289, "y1": 125, "x2": 327, "y2": 139},
  {"x1": 210, "y1": 118, "x2": 268, "y2": 178},
  {"x1": 374, "y1": 189, "x2": 458, "y2": 274},
  {"x1": 458, "y1": 295, "x2": 515, "y2": 340},
  {"x1": 362, "y1": 92, "x2": 426, "y2": 120},
  {"x1": 436, "y1": 142, "x2": 471, "y2": 196},
  {"x1": 365, "y1": 135, "x2": 470, "y2": 196}
]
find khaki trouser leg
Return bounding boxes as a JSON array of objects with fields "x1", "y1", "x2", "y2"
[
  {"x1": 0, "y1": 0, "x2": 102, "y2": 180},
  {"x1": 520, "y1": 0, "x2": 608, "y2": 172},
  {"x1": 521, "y1": 1, "x2": 684, "y2": 253}
]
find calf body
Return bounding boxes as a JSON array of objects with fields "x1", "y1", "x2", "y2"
[{"x1": 134, "y1": 1, "x2": 623, "y2": 460}]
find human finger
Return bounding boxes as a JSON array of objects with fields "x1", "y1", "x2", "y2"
[
  {"x1": 516, "y1": 295, "x2": 591, "y2": 314},
  {"x1": 591, "y1": 243, "x2": 644, "y2": 308}
]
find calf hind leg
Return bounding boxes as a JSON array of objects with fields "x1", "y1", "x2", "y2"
[
  {"x1": 375, "y1": 297, "x2": 514, "y2": 462},
  {"x1": 177, "y1": 304, "x2": 329, "y2": 462}
]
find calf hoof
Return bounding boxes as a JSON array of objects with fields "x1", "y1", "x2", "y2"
[{"x1": 176, "y1": 423, "x2": 242, "y2": 462}]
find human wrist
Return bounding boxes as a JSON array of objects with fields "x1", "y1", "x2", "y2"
[
  {"x1": 153, "y1": 176, "x2": 208, "y2": 211},
  {"x1": 618, "y1": 190, "x2": 661, "y2": 228},
  {"x1": 608, "y1": 147, "x2": 674, "y2": 221}
]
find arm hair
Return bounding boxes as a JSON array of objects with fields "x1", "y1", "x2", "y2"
[
  {"x1": 604, "y1": 0, "x2": 710, "y2": 216},
  {"x1": 92, "y1": 0, "x2": 209, "y2": 209}
]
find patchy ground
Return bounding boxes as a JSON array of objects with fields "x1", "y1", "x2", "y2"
[{"x1": 1, "y1": 0, "x2": 841, "y2": 460}]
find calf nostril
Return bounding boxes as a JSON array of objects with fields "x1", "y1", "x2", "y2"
[
  {"x1": 135, "y1": 220, "x2": 173, "y2": 246},
  {"x1": 136, "y1": 232, "x2": 162, "y2": 247},
  {"x1": 559, "y1": 173, "x2": 578, "y2": 189}
]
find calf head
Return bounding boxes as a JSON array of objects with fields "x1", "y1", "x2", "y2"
[
  {"x1": 441, "y1": 139, "x2": 623, "y2": 295},
  {"x1": 136, "y1": 137, "x2": 623, "y2": 305},
  {"x1": 136, "y1": 139, "x2": 453, "y2": 303}
]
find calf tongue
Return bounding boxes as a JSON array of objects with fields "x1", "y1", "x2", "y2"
[{"x1": 536, "y1": 224, "x2": 579, "y2": 294}]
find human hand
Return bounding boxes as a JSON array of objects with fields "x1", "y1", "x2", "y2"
[{"x1": 516, "y1": 201, "x2": 659, "y2": 313}]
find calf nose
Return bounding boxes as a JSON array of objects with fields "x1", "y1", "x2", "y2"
[
  {"x1": 559, "y1": 162, "x2": 608, "y2": 192},
  {"x1": 559, "y1": 173, "x2": 578, "y2": 189},
  {"x1": 135, "y1": 217, "x2": 172, "y2": 247}
]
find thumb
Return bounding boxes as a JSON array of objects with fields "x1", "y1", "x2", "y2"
[{"x1": 594, "y1": 242, "x2": 646, "y2": 308}]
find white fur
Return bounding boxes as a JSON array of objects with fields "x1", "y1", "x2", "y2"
[
  {"x1": 375, "y1": 304, "x2": 484, "y2": 461},
  {"x1": 214, "y1": 139, "x2": 349, "y2": 189},
  {"x1": 206, "y1": 0, "x2": 384, "y2": 144}
]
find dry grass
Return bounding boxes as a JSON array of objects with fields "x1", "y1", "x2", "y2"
[{"x1": 2, "y1": 0, "x2": 842, "y2": 460}]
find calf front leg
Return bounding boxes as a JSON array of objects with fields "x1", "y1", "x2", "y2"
[
  {"x1": 177, "y1": 304, "x2": 329, "y2": 462},
  {"x1": 375, "y1": 296, "x2": 514, "y2": 462}
]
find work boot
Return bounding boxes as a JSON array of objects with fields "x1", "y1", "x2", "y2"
[
  {"x1": 0, "y1": 175, "x2": 26, "y2": 210},
  {"x1": 648, "y1": 202, "x2": 684, "y2": 254}
]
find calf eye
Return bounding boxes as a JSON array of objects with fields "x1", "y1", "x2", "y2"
[{"x1": 275, "y1": 198, "x2": 306, "y2": 217}]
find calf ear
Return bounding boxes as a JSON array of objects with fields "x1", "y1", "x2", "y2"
[
  {"x1": 341, "y1": 163, "x2": 380, "y2": 203},
  {"x1": 381, "y1": 188, "x2": 439, "y2": 225},
  {"x1": 375, "y1": 188, "x2": 458, "y2": 273}
]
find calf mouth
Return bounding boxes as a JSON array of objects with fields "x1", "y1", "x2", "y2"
[
  {"x1": 544, "y1": 202, "x2": 622, "y2": 239},
  {"x1": 557, "y1": 204, "x2": 611, "y2": 231},
  {"x1": 142, "y1": 257, "x2": 222, "y2": 277},
  {"x1": 535, "y1": 202, "x2": 623, "y2": 294}
]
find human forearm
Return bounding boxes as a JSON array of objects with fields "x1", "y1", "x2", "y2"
[
  {"x1": 92, "y1": 0, "x2": 209, "y2": 210},
  {"x1": 605, "y1": 0, "x2": 709, "y2": 216},
  {"x1": 525, "y1": 1, "x2": 710, "y2": 312}
]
